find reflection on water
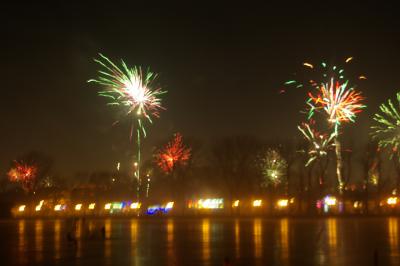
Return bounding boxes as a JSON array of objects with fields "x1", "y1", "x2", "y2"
[
  {"x1": 202, "y1": 219, "x2": 210, "y2": 261},
  {"x1": 320, "y1": 218, "x2": 338, "y2": 264},
  {"x1": 54, "y1": 220, "x2": 61, "y2": 260},
  {"x1": 76, "y1": 219, "x2": 82, "y2": 238},
  {"x1": 130, "y1": 219, "x2": 139, "y2": 265},
  {"x1": 235, "y1": 219, "x2": 240, "y2": 259},
  {"x1": 388, "y1": 217, "x2": 399, "y2": 263},
  {"x1": 167, "y1": 219, "x2": 175, "y2": 266},
  {"x1": 167, "y1": 219, "x2": 174, "y2": 243},
  {"x1": 105, "y1": 219, "x2": 111, "y2": 258},
  {"x1": 326, "y1": 218, "x2": 338, "y2": 258},
  {"x1": 18, "y1": 220, "x2": 26, "y2": 264},
  {"x1": 35, "y1": 220, "x2": 43, "y2": 262},
  {"x1": 280, "y1": 218, "x2": 289, "y2": 264},
  {"x1": 88, "y1": 220, "x2": 96, "y2": 235},
  {"x1": 130, "y1": 219, "x2": 138, "y2": 243},
  {"x1": 76, "y1": 219, "x2": 82, "y2": 258},
  {"x1": 7, "y1": 217, "x2": 400, "y2": 266},
  {"x1": 253, "y1": 218, "x2": 262, "y2": 258}
]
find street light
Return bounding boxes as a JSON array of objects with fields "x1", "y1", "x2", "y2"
[
  {"x1": 146, "y1": 173, "x2": 151, "y2": 198},
  {"x1": 133, "y1": 161, "x2": 140, "y2": 201}
]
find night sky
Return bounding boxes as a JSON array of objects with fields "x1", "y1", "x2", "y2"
[{"x1": 1, "y1": 2, "x2": 400, "y2": 177}]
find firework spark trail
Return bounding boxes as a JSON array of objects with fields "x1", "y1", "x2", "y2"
[
  {"x1": 345, "y1": 57, "x2": 353, "y2": 63},
  {"x1": 303, "y1": 62, "x2": 314, "y2": 69},
  {"x1": 89, "y1": 54, "x2": 166, "y2": 199},
  {"x1": 284, "y1": 57, "x2": 366, "y2": 93}
]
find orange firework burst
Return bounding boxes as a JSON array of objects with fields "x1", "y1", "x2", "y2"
[
  {"x1": 156, "y1": 133, "x2": 191, "y2": 173},
  {"x1": 308, "y1": 78, "x2": 365, "y2": 133}
]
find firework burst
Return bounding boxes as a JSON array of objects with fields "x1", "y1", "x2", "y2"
[
  {"x1": 8, "y1": 161, "x2": 38, "y2": 192},
  {"x1": 259, "y1": 149, "x2": 288, "y2": 187},
  {"x1": 298, "y1": 122, "x2": 335, "y2": 166},
  {"x1": 285, "y1": 57, "x2": 366, "y2": 194},
  {"x1": 89, "y1": 54, "x2": 167, "y2": 199},
  {"x1": 156, "y1": 133, "x2": 191, "y2": 173},
  {"x1": 88, "y1": 53, "x2": 166, "y2": 133},
  {"x1": 307, "y1": 78, "x2": 366, "y2": 134},
  {"x1": 371, "y1": 92, "x2": 400, "y2": 158}
]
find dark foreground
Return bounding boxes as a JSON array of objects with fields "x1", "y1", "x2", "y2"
[{"x1": 0, "y1": 217, "x2": 399, "y2": 266}]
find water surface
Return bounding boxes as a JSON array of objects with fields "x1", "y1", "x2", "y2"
[{"x1": 1, "y1": 217, "x2": 399, "y2": 265}]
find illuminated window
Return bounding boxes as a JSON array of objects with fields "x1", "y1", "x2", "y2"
[
  {"x1": 130, "y1": 202, "x2": 141, "y2": 209},
  {"x1": 277, "y1": 199, "x2": 288, "y2": 207},
  {"x1": 35, "y1": 200, "x2": 44, "y2": 211},
  {"x1": 387, "y1": 197, "x2": 398, "y2": 205},
  {"x1": 324, "y1": 196, "x2": 337, "y2": 206},
  {"x1": 112, "y1": 202, "x2": 123, "y2": 209},
  {"x1": 165, "y1": 202, "x2": 174, "y2": 209},
  {"x1": 253, "y1": 200, "x2": 262, "y2": 207},
  {"x1": 54, "y1": 204, "x2": 62, "y2": 211},
  {"x1": 197, "y1": 198, "x2": 224, "y2": 209}
]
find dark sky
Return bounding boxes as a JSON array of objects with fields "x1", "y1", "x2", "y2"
[{"x1": 1, "y1": 2, "x2": 400, "y2": 176}]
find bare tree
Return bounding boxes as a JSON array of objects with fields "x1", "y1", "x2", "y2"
[{"x1": 211, "y1": 136, "x2": 262, "y2": 201}]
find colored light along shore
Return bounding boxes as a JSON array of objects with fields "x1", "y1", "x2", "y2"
[{"x1": 11, "y1": 195, "x2": 400, "y2": 218}]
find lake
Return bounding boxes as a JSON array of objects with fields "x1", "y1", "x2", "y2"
[{"x1": 0, "y1": 217, "x2": 399, "y2": 265}]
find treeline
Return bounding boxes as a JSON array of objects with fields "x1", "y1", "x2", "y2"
[{"x1": 1, "y1": 135, "x2": 399, "y2": 205}]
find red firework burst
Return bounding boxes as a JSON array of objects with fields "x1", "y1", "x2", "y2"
[
  {"x1": 156, "y1": 133, "x2": 191, "y2": 173},
  {"x1": 7, "y1": 161, "x2": 38, "y2": 192}
]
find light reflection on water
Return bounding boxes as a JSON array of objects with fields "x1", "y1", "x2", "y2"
[
  {"x1": 130, "y1": 219, "x2": 138, "y2": 243},
  {"x1": 130, "y1": 219, "x2": 139, "y2": 265},
  {"x1": 327, "y1": 218, "x2": 338, "y2": 259},
  {"x1": 105, "y1": 219, "x2": 111, "y2": 258},
  {"x1": 18, "y1": 220, "x2": 26, "y2": 264},
  {"x1": 6, "y1": 217, "x2": 400, "y2": 265},
  {"x1": 54, "y1": 219, "x2": 61, "y2": 260},
  {"x1": 280, "y1": 218, "x2": 289, "y2": 264},
  {"x1": 76, "y1": 219, "x2": 82, "y2": 258},
  {"x1": 202, "y1": 219, "x2": 210, "y2": 262},
  {"x1": 253, "y1": 218, "x2": 262, "y2": 259},
  {"x1": 234, "y1": 219, "x2": 240, "y2": 259},
  {"x1": 388, "y1": 217, "x2": 399, "y2": 264},
  {"x1": 167, "y1": 218, "x2": 175, "y2": 266},
  {"x1": 34, "y1": 220, "x2": 43, "y2": 262}
]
